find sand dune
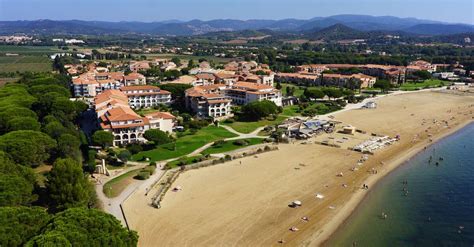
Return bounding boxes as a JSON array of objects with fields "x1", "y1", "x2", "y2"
[{"x1": 123, "y1": 91, "x2": 474, "y2": 246}]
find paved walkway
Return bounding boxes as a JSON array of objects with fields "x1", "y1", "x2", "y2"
[
  {"x1": 220, "y1": 125, "x2": 268, "y2": 140},
  {"x1": 95, "y1": 163, "x2": 165, "y2": 226}
]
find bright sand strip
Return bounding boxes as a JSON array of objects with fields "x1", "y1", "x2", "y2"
[{"x1": 123, "y1": 91, "x2": 474, "y2": 246}]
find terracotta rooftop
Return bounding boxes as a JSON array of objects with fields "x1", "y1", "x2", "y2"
[
  {"x1": 232, "y1": 81, "x2": 274, "y2": 91},
  {"x1": 106, "y1": 106, "x2": 142, "y2": 121}
]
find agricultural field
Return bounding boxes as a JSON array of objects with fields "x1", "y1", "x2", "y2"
[
  {"x1": 0, "y1": 45, "x2": 61, "y2": 55},
  {"x1": 0, "y1": 55, "x2": 52, "y2": 73}
]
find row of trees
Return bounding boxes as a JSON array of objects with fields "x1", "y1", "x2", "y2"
[{"x1": 0, "y1": 73, "x2": 137, "y2": 246}]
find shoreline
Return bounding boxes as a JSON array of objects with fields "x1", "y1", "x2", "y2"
[
  {"x1": 122, "y1": 91, "x2": 474, "y2": 246},
  {"x1": 317, "y1": 119, "x2": 474, "y2": 246}
]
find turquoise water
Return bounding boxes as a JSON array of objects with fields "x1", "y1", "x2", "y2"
[{"x1": 328, "y1": 123, "x2": 474, "y2": 247}]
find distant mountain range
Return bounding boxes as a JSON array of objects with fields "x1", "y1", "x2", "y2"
[{"x1": 0, "y1": 15, "x2": 472, "y2": 36}]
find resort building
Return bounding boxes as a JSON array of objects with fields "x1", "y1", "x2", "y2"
[
  {"x1": 143, "y1": 111, "x2": 176, "y2": 133},
  {"x1": 297, "y1": 64, "x2": 329, "y2": 74},
  {"x1": 238, "y1": 72, "x2": 275, "y2": 86},
  {"x1": 123, "y1": 72, "x2": 146, "y2": 86},
  {"x1": 120, "y1": 85, "x2": 172, "y2": 109},
  {"x1": 275, "y1": 73, "x2": 319, "y2": 85},
  {"x1": 226, "y1": 81, "x2": 282, "y2": 106},
  {"x1": 129, "y1": 61, "x2": 151, "y2": 72},
  {"x1": 185, "y1": 85, "x2": 232, "y2": 119},
  {"x1": 275, "y1": 72, "x2": 376, "y2": 88},
  {"x1": 321, "y1": 73, "x2": 376, "y2": 88},
  {"x1": 214, "y1": 72, "x2": 239, "y2": 86},
  {"x1": 407, "y1": 60, "x2": 437, "y2": 73},
  {"x1": 94, "y1": 89, "x2": 175, "y2": 146},
  {"x1": 72, "y1": 71, "x2": 147, "y2": 97},
  {"x1": 292, "y1": 64, "x2": 406, "y2": 84}
]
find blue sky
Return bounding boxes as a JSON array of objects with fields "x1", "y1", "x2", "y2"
[{"x1": 0, "y1": 0, "x2": 473, "y2": 24}]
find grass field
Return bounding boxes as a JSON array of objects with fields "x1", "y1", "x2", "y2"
[
  {"x1": 165, "y1": 155, "x2": 208, "y2": 169},
  {"x1": 222, "y1": 115, "x2": 287, "y2": 134},
  {"x1": 281, "y1": 105, "x2": 300, "y2": 117},
  {"x1": 222, "y1": 105, "x2": 300, "y2": 134},
  {"x1": 0, "y1": 45, "x2": 61, "y2": 55},
  {"x1": 132, "y1": 126, "x2": 237, "y2": 162},
  {"x1": 201, "y1": 138, "x2": 265, "y2": 155},
  {"x1": 399, "y1": 79, "x2": 446, "y2": 91},
  {"x1": 281, "y1": 83, "x2": 306, "y2": 97},
  {"x1": 0, "y1": 55, "x2": 52, "y2": 73},
  {"x1": 103, "y1": 168, "x2": 141, "y2": 198}
]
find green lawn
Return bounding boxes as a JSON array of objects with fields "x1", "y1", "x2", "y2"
[
  {"x1": 201, "y1": 138, "x2": 265, "y2": 155},
  {"x1": 132, "y1": 126, "x2": 237, "y2": 162},
  {"x1": 165, "y1": 154, "x2": 207, "y2": 169},
  {"x1": 223, "y1": 115, "x2": 287, "y2": 134},
  {"x1": 281, "y1": 105, "x2": 300, "y2": 117},
  {"x1": 103, "y1": 168, "x2": 141, "y2": 198},
  {"x1": 399, "y1": 79, "x2": 446, "y2": 91},
  {"x1": 281, "y1": 83, "x2": 306, "y2": 97}
]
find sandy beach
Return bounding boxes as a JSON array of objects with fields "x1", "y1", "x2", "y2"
[{"x1": 123, "y1": 91, "x2": 474, "y2": 246}]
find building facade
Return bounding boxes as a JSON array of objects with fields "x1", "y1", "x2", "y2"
[
  {"x1": 120, "y1": 85, "x2": 172, "y2": 109},
  {"x1": 185, "y1": 85, "x2": 233, "y2": 119},
  {"x1": 95, "y1": 89, "x2": 175, "y2": 146}
]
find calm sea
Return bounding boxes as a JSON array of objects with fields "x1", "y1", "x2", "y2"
[{"x1": 328, "y1": 123, "x2": 474, "y2": 247}]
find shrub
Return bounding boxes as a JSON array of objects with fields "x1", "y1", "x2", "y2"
[
  {"x1": 176, "y1": 158, "x2": 188, "y2": 166},
  {"x1": 143, "y1": 166, "x2": 156, "y2": 175},
  {"x1": 241, "y1": 100, "x2": 279, "y2": 120},
  {"x1": 224, "y1": 154, "x2": 232, "y2": 161},
  {"x1": 233, "y1": 139, "x2": 249, "y2": 146},
  {"x1": 213, "y1": 140, "x2": 225, "y2": 147},
  {"x1": 188, "y1": 119, "x2": 209, "y2": 130},
  {"x1": 143, "y1": 129, "x2": 173, "y2": 146},
  {"x1": 223, "y1": 118, "x2": 234, "y2": 123},
  {"x1": 135, "y1": 171, "x2": 150, "y2": 180},
  {"x1": 149, "y1": 161, "x2": 157, "y2": 167},
  {"x1": 264, "y1": 146, "x2": 271, "y2": 151},
  {"x1": 266, "y1": 114, "x2": 277, "y2": 121},
  {"x1": 118, "y1": 150, "x2": 132, "y2": 162},
  {"x1": 126, "y1": 144, "x2": 143, "y2": 154}
]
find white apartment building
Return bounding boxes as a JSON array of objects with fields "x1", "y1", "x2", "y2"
[
  {"x1": 185, "y1": 85, "x2": 233, "y2": 119},
  {"x1": 226, "y1": 81, "x2": 282, "y2": 106},
  {"x1": 95, "y1": 90, "x2": 175, "y2": 146},
  {"x1": 72, "y1": 71, "x2": 146, "y2": 97},
  {"x1": 120, "y1": 85, "x2": 172, "y2": 109}
]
